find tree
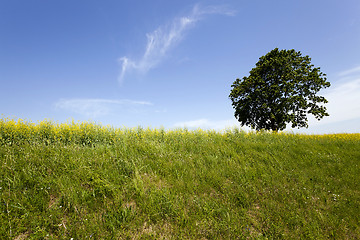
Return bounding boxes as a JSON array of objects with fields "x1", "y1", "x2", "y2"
[{"x1": 229, "y1": 48, "x2": 331, "y2": 131}]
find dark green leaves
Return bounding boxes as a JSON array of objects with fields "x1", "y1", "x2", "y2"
[{"x1": 229, "y1": 48, "x2": 331, "y2": 131}]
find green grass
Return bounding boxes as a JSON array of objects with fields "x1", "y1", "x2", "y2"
[{"x1": 0, "y1": 119, "x2": 359, "y2": 239}]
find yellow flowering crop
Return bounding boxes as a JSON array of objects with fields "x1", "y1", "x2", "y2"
[{"x1": 1, "y1": 117, "x2": 359, "y2": 146}]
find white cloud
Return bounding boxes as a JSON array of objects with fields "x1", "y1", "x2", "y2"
[
  {"x1": 173, "y1": 118, "x2": 242, "y2": 130},
  {"x1": 118, "y1": 4, "x2": 235, "y2": 83},
  {"x1": 55, "y1": 98, "x2": 153, "y2": 118},
  {"x1": 338, "y1": 65, "x2": 360, "y2": 77},
  {"x1": 314, "y1": 66, "x2": 360, "y2": 125}
]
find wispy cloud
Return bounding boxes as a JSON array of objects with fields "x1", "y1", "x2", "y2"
[
  {"x1": 338, "y1": 65, "x2": 360, "y2": 77},
  {"x1": 118, "y1": 4, "x2": 235, "y2": 83},
  {"x1": 55, "y1": 98, "x2": 153, "y2": 118},
  {"x1": 173, "y1": 118, "x2": 240, "y2": 130},
  {"x1": 319, "y1": 66, "x2": 360, "y2": 124}
]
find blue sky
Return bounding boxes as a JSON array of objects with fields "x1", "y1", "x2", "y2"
[{"x1": 1, "y1": 0, "x2": 360, "y2": 133}]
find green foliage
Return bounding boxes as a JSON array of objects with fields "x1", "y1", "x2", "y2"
[{"x1": 229, "y1": 48, "x2": 331, "y2": 131}]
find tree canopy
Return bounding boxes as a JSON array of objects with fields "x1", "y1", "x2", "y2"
[{"x1": 229, "y1": 48, "x2": 331, "y2": 131}]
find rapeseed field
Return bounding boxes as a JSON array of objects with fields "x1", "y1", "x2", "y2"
[{"x1": 1, "y1": 117, "x2": 359, "y2": 239}]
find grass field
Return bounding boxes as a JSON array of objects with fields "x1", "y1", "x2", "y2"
[{"x1": 1, "y1": 118, "x2": 359, "y2": 239}]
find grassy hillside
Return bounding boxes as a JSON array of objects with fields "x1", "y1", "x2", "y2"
[{"x1": 1, "y1": 118, "x2": 359, "y2": 239}]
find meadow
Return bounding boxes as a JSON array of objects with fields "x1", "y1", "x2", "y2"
[{"x1": 0, "y1": 118, "x2": 359, "y2": 239}]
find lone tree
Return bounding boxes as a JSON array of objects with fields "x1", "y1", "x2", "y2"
[{"x1": 229, "y1": 48, "x2": 331, "y2": 131}]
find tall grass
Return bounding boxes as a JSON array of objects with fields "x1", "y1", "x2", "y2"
[{"x1": 1, "y1": 118, "x2": 359, "y2": 239}]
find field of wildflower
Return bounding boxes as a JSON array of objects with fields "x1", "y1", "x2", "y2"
[{"x1": 1, "y1": 117, "x2": 359, "y2": 239}]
